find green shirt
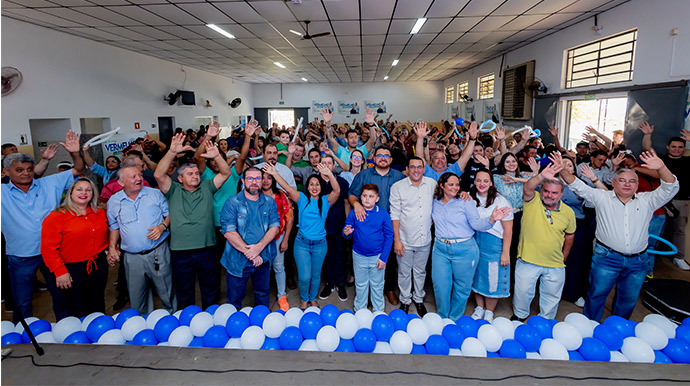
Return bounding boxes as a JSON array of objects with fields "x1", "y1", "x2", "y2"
[
  {"x1": 201, "y1": 167, "x2": 241, "y2": 227},
  {"x1": 277, "y1": 143, "x2": 289, "y2": 164},
  {"x1": 165, "y1": 178, "x2": 218, "y2": 251}
]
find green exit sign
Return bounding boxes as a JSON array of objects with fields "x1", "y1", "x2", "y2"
[
  {"x1": 584, "y1": 94, "x2": 596, "y2": 100},
  {"x1": 38, "y1": 142, "x2": 47, "y2": 147},
  {"x1": 279, "y1": 101, "x2": 285, "y2": 105}
]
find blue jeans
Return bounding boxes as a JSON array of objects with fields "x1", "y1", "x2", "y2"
[
  {"x1": 432, "y1": 238, "x2": 479, "y2": 322},
  {"x1": 293, "y1": 233, "x2": 327, "y2": 302},
  {"x1": 8, "y1": 255, "x2": 68, "y2": 323},
  {"x1": 584, "y1": 243, "x2": 648, "y2": 322},
  {"x1": 273, "y1": 233, "x2": 287, "y2": 298},
  {"x1": 512, "y1": 259, "x2": 565, "y2": 319},
  {"x1": 353, "y1": 252, "x2": 384, "y2": 312},
  {"x1": 646, "y1": 214, "x2": 667, "y2": 275},
  {"x1": 170, "y1": 246, "x2": 218, "y2": 310},
  {"x1": 226, "y1": 262, "x2": 270, "y2": 310}
]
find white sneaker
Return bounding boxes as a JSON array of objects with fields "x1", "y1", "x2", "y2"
[
  {"x1": 471, "y1": 306, "x2": 485, "y2": 320},
  {"x1": 673, "y1": 258, "x2": 690, "y2": 271},
  {"x1": 483, "y1": 310, "x2": 494, "y2": 323},
  {"x1": 575, "y1": 297, "x2": 585, "y2": 308}
]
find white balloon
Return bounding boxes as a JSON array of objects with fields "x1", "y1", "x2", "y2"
[
  {"x1": 146, "y1": 309, "x2": 170, "y2": 330},
  {"x1": 590, "y1": 320, "x2": 600, "y2": 329},
  {"x1": 526, "y1": 352, "x2": 542, "y2": 360},
  {"x1": 406, "y1": 319, "x2": 430, "y2": 345},
  {"x1": 643, "y1": 314, "x2": 676, "y2": 339},
  {"x1": 285, "y1": 308, "x2": 304, "y2": 328},
  {"x1": 609, "y1": 351, "x2": 629, "y2": 362},
  {"x1": 304, "y1": 306, "x2": 320, "y2": 315},
  {"x1": 240, "y1": 325, "x2": 265, "y2": 350},
  {"x1": 477, "y1": 324, "x2": 503, "y2": 352},
  {"x1": 190, "y1": 312, "x2": 214, "y2": 337},
  {"x1": 52, "y1": 317, "x2": 81, "y2": 343},
  {"x1": 422, "y1": 313, "x2": 444, "y2": 335},
  {"x1": 168, "y1": 326, "x2": 194, "y2": 347},
  {"x1": 213, "y1": 304, "x2": 237, "y2": 327},
  {"x1": 373, "y1": 341, "x2": 393, "y2": 354},
  {"x1": 461, "y1": 337, "x2": 487, "y2": 357},
  {"x1": 262, "y1": 312, "x2": 287, "y2": 339},
  {"x1": 372, "y1": 311, "x2": 386, "y2": 318},
  {"x1": 492, "y1": 317, "x2": 515, "y2": 340},
  {"x1": 355, "y1": 309, "x2": 374, "y2": 330},
  {"x1": 15, "y1": 317, "x2": 39, "y2": 334},
  {"x1": 35, "y1": 331, "x2": 56, "y2": 343},
  {"x1": 389, "y1": 331, "x2": 413, "y2": 354},
  {"x1": 173, "y1": 310, "x2": 183, "y2": 319},
  {"x1": 564, "y1": 313, "x2": 594, "y2": 338},
  {"x1": 316, "y1": 325, "x2": 340, "y2": 352},
  {"x1": 225, "y1": 338, "x2": 242, "y2": 349},
  {"x1": 299, "y1": 339, "x2": 319, "y2": 351},
  {"x1": 449, "y1": 348, "x2": 463, "y2": 356},
  {"x1": 121, "y1": 316, "x2": 147, "y2": 341},
  {"x1": 552, "y1": 322, "x2": 583, "y2": 350},
  {"x1": 442, "y1": 318, "x2": 455, "y2": 327},
  {"x1": 335, "y1": 313, "x2": 358, "y2": 340},
  {"x1": 157, "y1": 342, "x2": 169, "y2": 346},
  {"x1": 621, "y1": 337, "x2": 654, "y2": 363},
  {"x1": 80, "y1": 313, "x2": 103, "y2": 332},
  {"x1": 634, "y1": 322, "x2": 668, "y2": 350},
  {"x1": 112, "y1": 313, "x2": 120, "y2": 322},
  {"x1": 1, "y1": 321, "x2": 15, "y2": 337},
  {"x1": 240, "y1": 306, "x2": 253, "y2": 316},
  {"x1": 539, "y1": 338, "x2": 569, "y2": 361},
  {"x1": 97, "y1": 329, "x2": 125, "y2": 345},
  {"x1": 511, "y1": 320, "x2": 524, "y2": 329}
]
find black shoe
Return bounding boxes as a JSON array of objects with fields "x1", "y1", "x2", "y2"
[
  {"x1": 510, "y1": 314, "x2": 526, "y2": 323},
  {"x1": 414, "y1": 302, "x2": 427, "y2": 317},
  {"x1": 337, "y1": 286, "x2": 348, "y2": 301},
  {"x1": 319, "y1": 285, "x2": 334, "y2": 300},
  {"x1": 400, "y1": 303, "x2": 410, "y2": 313},
  {"x1": 35, "y1": 280, "x2": 47, "y2": 292},
  {"x1": 113, "y1": 297, "x2": 129, "y2": 311},
  {"x1": 287, "y1": 278, "x2": 297, "y2": 290}
]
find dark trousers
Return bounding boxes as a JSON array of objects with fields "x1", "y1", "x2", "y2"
[
  {"x1": 116, "y1": 259, "x2": 128, "y2": 301},
  {"x1": 323, "y1": 233, "x2": 347, "y2": 287},
  {"x1": 384, "y1": 250, "x2": 398, "y2": 292},
  {"x1": 226, "y1": 262, "x2": 270, "y2": 310},
  {"x1": 509, "y1": 211, "x2": 523, "y2": 288},
  {"x1": 61, "y1": 252, "x2": 109, "y2": 318},
  {"x1": 171, "y1": 246, "x2": 218, "y2": 310},
  {"x1": 563, "y1": 218, "x2": 595, "y2": 302},
  {"x1": 2, "y1": 233, "x2": 16, "y2": 310},
  {"x1": 7, "y1": 254, "x2": 68, "y2": 323}
]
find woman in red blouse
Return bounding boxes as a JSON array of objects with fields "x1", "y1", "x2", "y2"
[{"x1": 41, "y1": 177, "x2": 109, "y2": 317}]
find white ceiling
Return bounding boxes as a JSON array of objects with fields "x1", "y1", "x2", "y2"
[{"x1": 2, "y1": 0, "x2": 630, "y2": 83}]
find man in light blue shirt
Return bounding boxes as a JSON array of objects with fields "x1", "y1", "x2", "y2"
[
  {"x1": 415, "y1": 121, "x2": 477, "y2": 181},
  {"x1": 107, "y1": 166, "x2": 175, "y2": 314},
  {"x1": 324, "y1": 107, "x2": 377, "y2": 164},
  {"x1": 1, "y1": 130, "x2": 85, "y2": 321}
]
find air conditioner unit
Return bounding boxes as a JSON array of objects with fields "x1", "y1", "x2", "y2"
[{"x1": 501, "y1": 60, "x2": 535, "y2": 120}]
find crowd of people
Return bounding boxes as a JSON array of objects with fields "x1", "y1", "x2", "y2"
[{"x1": 1, "y1": 106, "x2": 688, "y2": 326}]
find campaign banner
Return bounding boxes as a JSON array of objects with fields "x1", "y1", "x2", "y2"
[
  {"x1": 339, "y1": 101, "x2": 359, "y2": 114},
  {"x1": 101, "y1": 131, "x2": 147, "y2": 159},
  {"x1": 312, "y1": 100, "x2": 333, "y2": 114},
  {"x1": 365, "y1": 100, "x2": 386, "y2": 114}
]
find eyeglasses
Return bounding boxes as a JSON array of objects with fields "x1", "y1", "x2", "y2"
[
  {"x1": 408, "y1": 165, "x2": 424, "y2": 170},
  {"x1": 351, "y1": 155, "x2": 363, "y2": 160},
  {"x1": 616, "y1": 178, "x2": 638, "y2": 184},
  {"x1": 245, "y1": 177, "x2": 262, "y2": 182},
  {"x1": 375, "y1": 154, "x2": 391, "y2": 159},
  {"x1": 429, "y1": 147, "x2": 437, "y2": 151},
  {"x1": 544, "y1": 209, "x2": 553, "y2": 225}
]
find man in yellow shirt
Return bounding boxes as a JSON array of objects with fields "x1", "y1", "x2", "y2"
[{"x1": 512, "y1": 161, "x2": 576, "y2": 322}]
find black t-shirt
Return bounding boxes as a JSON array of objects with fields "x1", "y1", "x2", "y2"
[
  {"x1": 461, "y1": 158, "x2": 494, "y2": 191},
  {"x1": 319, "y1": 175, "x2": 350, "y2": 234},
  {"x1": 662, "y1": 154, "x2": 689, "y2": 200}
]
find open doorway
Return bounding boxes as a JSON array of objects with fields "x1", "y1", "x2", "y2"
[
  {"x1": 268, "y1": 109, "x2": 295, "y2": 130},
  {"x1": 564, "y1": 96, "x2": 627, "y2": 150}
]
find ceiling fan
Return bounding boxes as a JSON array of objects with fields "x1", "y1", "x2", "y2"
[{"x1": 294, "y1": 20, "x2": 331, "y2": 40}]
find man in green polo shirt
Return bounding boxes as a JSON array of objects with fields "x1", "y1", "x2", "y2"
[{"x1": 154, "y1": 131, "x2": 233, "y2": 309}]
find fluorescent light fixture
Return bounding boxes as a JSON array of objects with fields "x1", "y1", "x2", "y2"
[
  {"x1": 301, "y1": 77, "x2": 308, "y2": 82},
  {"x1": 289, "y1": 30, "x2": 303, "y2": 36},
  {"x1": 410, "y1": 18, "x2": 427, "y2": 34},
  {"x1": 384, "y1": 76, "x2": 389, "y2": 80},
  {"x1": 392, "y1": 59, "x2": 399, "y2": 66},
  {"x1": 274, "y1": 62, "x2": 286, "y2": 69},
  {"x1": 206, "y1": 24, "x2": 235, "y2": 39}
]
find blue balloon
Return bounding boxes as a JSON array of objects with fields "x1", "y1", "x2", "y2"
[
  {"x1": 411, "y1": 344, "x2": 427, "y2": 354},
  {"x1": 407, "y1": 313, "x2": 420, "y2": 322},
  {"x1": 372, "y1": 315, "x2": 394, "y2": 342},
  {"x1": 225, "y1": 312, "x2": 250, "y2": 338},
  {"x1": 154, "y1": 315, "x2": 180, "y2": 342},
  {"x1": 202, "y1": 325, "x2": 229, "y2": 348},
  {"x1": 279, "y1": 326, "x2": 303, "y2": 350},
  {"x1": 179, "y1": 305, "x2": 202, "y2": 326},
  {"x1": 275, "y1": 310, "x2": 286, "y2": 316},
  {"x1": 442, "y1": 324, "x2": 464, "y2": 349},
  {"x1": 353, "y1": 329, "x2": 376, "y2": 353},
  {"x1": 320, "y1": 305, "x2": 340, "y2": 327},
  {"x1": 125, "y1": 341, "x2": 135, "y2": 345},
  {"x1": 655, "y1": 350, "x2": 672, "y2": 364},
  {"x1": 79, "y1": 316, "x2": 86, "y2": 322},
  {"x1": 261, "y1": 337, "x2": 281, "y2": 350},
  {"x1": 86, "y1": 315, "x2": 115, "y2": 342},
  {"x1": 205, "y1": 304, "x2": 220, "y2": 315},
  {"x1": 603, "y1": 315, "x2": 636, "y2": 338},
  {"x1": 63, "y1": 331, "x2": 90, "y2": 344},
  {"x1": 115, "y1": 308, "x2": 140, "y2": 329},
  {"x1": 299, "y1": 312, "x2": 322, "y2": 340},
  {"x1": 21, "y1": 320, "x2": 51, "y2": 343},
  {"x1": 578, "y1": 337, "x2": 611, "y2": 362},
  {"x1": 662, "y1": 339, "x2": 690, "y2": 364},
  {"x1": 188, "y1": 337, "x2": 203, "y2": 347},
  {"x1": 249, "y1": 305, "x2": 270, "y2": 327},
  {"x1": 425, "y1": 335, "x2": 450, "y2": 355},
  {"x1": 499, "y1": 339, "x2": 526, "y2": 359},
  {"x1": 682, "y1": 317, "x2": 690, "y2": 327},
  {"x1": 336, "y1": 338, "x2": 356, "y2": 352},
  {"x1": 487, "y1": 351, "x2": 500, "y2": 358},
  {"x1": 593, "y1": 324, "x2": 623, "y2": 351},
  {"x1": 569, "y1": 350, "x2": 585, "y2": 361},
  {"x1": 455, "y1": 117, "x2": 465, "y2": 126},
  {"x1": 388, "y1": 309, "x2": 409, "y2": 331},
  {"x1": 132, "y1": 329, "x2": 158, "y2": 346},
  {"x1": 458, "y1": 316, "x2": 479, "y2": 338},
  {"x1": 527, "y1": 315, "x2": 553, "y2": 339},
  {"x1": 514, "y1": 324, "x2": 541, "y2": 352},
  {"x1": 340, "y1": 309, "x2": 354, "y2": 315},
  {"x1": 476, "y1": 319, "x2": 490, "y2": 327},
  {"x1": 2, "y1": 332, "x2": 23, "y2": 345},
  {"x1": 675, "y1": 325, "x2": 690, "y2": 345}
]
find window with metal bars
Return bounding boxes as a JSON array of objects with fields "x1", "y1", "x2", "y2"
[
  {"x1": 565, "y1": 29, "x2": 637, "y2": 89},
  {"x1": 478, "y1": 73, "x2": 494, "y2": 100},
  {"x1": 445, "y1": 86, "x2": 455, "y2": 104},
  {"x1": 457, "y1": 82, "x2": 469, "y2": 102}
]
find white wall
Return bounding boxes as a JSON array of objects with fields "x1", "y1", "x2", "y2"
[
  {"x1": 1, "y1": 17, "x2": 253, "y2": 145},
  {"x1": 442, "y1": 0, "x2": 690, "y2": 118},
  {"x1": 253, "y1": 82, "x2": 444, "y2": 123}
]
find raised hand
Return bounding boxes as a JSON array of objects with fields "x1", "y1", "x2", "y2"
[
  {"x1": 415, "y1": 121, "x2": 429, "y2": 138},
  {"x1": 540, "y1": 161, "x2": 563, "y2": 180},
  {"x1": 364, "y1": 108, "x2": 375, "y2": 125},
  {"x1": 475, "y1": 154, "x2": 490, "y2": 169},
  {"x1": 548, "y1": 125, "x2": 559, "y2": 137},
  {"x1": 490, "y1": 206, "x2": 511, "y2": 223},
  {"x1": 585, "y1": 125, "x2": 600, "y2": 136},
  {"x1": 639, "y1": 149, "x2": 666, "y2": 170},
  {"x1": 578, "y1": 163, "x2": 597, "y2": 180},
  {"x1": 343, "y1": 224, "x2": 354, "y2": 237},
  {"x1": 321, "y1": 107, "x2": 333, "y2": 123},
  {"x1": 245, "y1": 119, "x2": 259, "y2": 137},
  {"x1": 565, "y1": 149, "x2": 577, "y2": 159},
  {"x1": 527, "y1": 157, "x2": 540, "y2": 175},
  {"x1": 638, "y1": 121, "x2": 654, "y2": 135},
  {"x1": 680, "y1": 128, "x2": 690, "y2": 142},
  {"x1": 169, "y1": 132, "x2": 192, "y2": 154},
  {"x1": 467, "y1": 121, "x2": 478, "y2": 139},
  {"x1": 40, "y1": 144, "x2": 59, "y2": 160},
  {"x1": 611, "y1": 152, "x2": 625, "y2": 167},
  {"x1": 316, "y1": 163, "x2": 332, "y2": 178},
  {"x1": 495, "y1": 126, "x2": 506, "y2": 140},
  {"x1": 60, "y1": 130, "x2": 81, "y2": 153},
  {"x1": 547, "y1": 150, "x2": 564, "y2": 169},
  {"x1": 131, "y1": 143, "x2": 144, "y2": 153},
  {"x1": 287, "y1": 142, "x2": 297, "y2": 154},
  {"x1": 200, "y1": 140, "x2": 220, "y2": 159},
  {"x1": 207, "y1": 121, "x2": 221, "y2": 137},
  {"x1": 261, "y1": 162, "x2": 277, "y2": 176}
]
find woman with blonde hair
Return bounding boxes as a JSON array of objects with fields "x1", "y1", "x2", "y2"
[{"x1": 41, "y1": 177, "x2": 109, "y2": 317}]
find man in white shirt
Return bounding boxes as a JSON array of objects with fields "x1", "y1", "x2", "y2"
[
  {"x1": 255, "y1": 143, "x2": 296, "y2": 191},
  {"x1": 389, "y1": 156, "x2": 435, "y2": 316},
  {"x1": 555, "y1": 150, "x2": 679, "y2": 322}
]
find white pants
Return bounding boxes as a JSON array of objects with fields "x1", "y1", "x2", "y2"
[{"x1": 512, "y1": 259, "x2": 565, "y2": 319}]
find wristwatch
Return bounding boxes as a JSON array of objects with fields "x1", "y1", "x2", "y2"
[{"x1": 161, "y1": 223, "x2": 168, "y2": 231}]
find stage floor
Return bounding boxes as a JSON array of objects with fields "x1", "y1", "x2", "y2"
[{"x1": 2, "y1": 343, "x2": 688, "y2": 385}]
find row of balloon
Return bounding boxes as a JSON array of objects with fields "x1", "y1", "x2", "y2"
[{"x1": 2, "y1": 304, "x2": 689, "y2": 364}]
